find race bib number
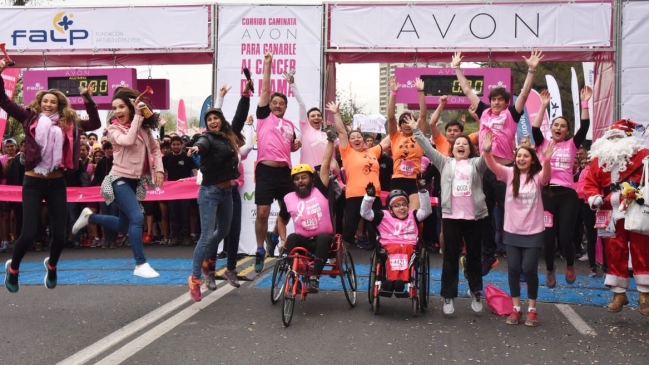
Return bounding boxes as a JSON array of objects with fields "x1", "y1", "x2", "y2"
[
  {"x1": 388, "y1": 253, "x2": 408, "y2": 271},
  {"x1": 301, "y1": 216, "x2": 319, "y2": 231},
  {"x1": 452, "y1": 179, "x2": 471, "y2": 197},
  {"x1": 543, "y1": 211, "x2": 553, "y2": 228},
  {"x1": 398, "y1": 160, "x2": 415, "y2": 176},
  {"x1": 595, "y1": 210, "x2": 611, "y2": 229}
]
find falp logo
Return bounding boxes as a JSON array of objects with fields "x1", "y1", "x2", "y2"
[
  {"x1": 25, "y1": 82, "x2": 45, "y2": 92},
  {"x1": 11, "y1": 11, "x2": 89, "y2": 46}
]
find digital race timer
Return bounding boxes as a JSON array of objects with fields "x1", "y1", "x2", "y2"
[
  {"x1": 48, "y1": 76, "x2": 110, "y2": 97},
  {"x1": 421, "y1": 75, "x2": 485, "y2": 97},
  {"x1": 395, "y1": 67, "x2": 512, "y2": 109},
  {"x1": 23, "y1": 68, "x2": 137, "y2": 109}
]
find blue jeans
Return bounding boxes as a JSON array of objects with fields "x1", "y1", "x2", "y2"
[
  {"x1": 99, "y1": 201, "x2": 119, "y2": 243},
  {"x1": 192, "y1": 185, "x2": 233, "y2": 278},
  {"x1": 89, "y1": 178, "x2": 147, "y2": 265}
]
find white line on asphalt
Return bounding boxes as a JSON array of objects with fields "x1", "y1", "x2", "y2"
[
  {"x1": 555, "y1": 304, "x2": 598, "y2": 336},
  {"x1": 94, "y1": 285, "x2": 236, "y2": 365},
  {"x1": 56, "y1": 292, "x2": 193, "y2": 365}
]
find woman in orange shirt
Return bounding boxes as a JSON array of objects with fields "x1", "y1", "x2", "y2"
[{"x1": 387, "y1": 76, "x2": 427, "y2": 209}]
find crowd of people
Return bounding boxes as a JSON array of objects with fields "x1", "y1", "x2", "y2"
[{"x1": 1, "y1": 50, "x2": 648, "y2": 325}]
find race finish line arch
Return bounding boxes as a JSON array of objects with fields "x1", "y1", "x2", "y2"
[
  {"x1": 322, "y1": 0, "x2": 618, "y2": 142},
  {"x1": 1, "y1": 1, "x2": 647, "y2": 254}
]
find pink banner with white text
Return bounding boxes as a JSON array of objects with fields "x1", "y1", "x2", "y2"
[
  {"x1": 0, "y1": 68, "x2": 20, "y2": 141},
  {"x1": 0, "y1": 178, "x2": 199, "y2": 203}
]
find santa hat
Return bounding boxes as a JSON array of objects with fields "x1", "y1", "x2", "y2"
[{"x1": 604, "y1": 119, "x2": 639, "y2": 139}]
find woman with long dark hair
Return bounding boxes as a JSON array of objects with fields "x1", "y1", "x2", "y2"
[
  {"x1": 1, "y1": 59, "x2": 101, "y2": 292},
  {"x1": 483, "y1": 132, "x2": 555, "y2": 327},
  {"x1": 72, "y1": 87, "x2": 163, "y2": 278},
  {"x1": 185, "y1": 81, "x2": 250, "y2": 301}
]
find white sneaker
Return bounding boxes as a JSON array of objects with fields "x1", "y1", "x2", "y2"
[
  {"x1": 578, "y1": 254, "x2": 589, "y2": 262},
  {"x1": 134, "y1": 263, "x2": 160, "y2": 278},
  {"x1": 443, "y1": 298, "x2": 455, "y2": 315},
  {"x1": 468, "y1": 289, "x2": 483, "y2": 312},
  {"x1": 72, "y1": 208, "x2": 93, "y2": 235}
]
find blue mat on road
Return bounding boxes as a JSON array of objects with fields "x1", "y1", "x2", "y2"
[
  {"x1": 0, "y1": 259, "x2": 193, "y2": 286},
  {"x1": 255, "y1": 264, "x2": 640, "y2": 308},
  {"x1": 0, "y1": 259, "x2": 639, "y2": 307}
]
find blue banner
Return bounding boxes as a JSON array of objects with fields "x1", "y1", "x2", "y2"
[
  {"x1": 199, "y1": 95, "x2": 212, "y2": 129},
  {"x1": 514, "y1": 94, "x2": 534, "y2": 146}
]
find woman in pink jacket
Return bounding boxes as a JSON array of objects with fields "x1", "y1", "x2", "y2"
[{"x1": 73, "y1": 87, "x2": 164, "y2": 278}]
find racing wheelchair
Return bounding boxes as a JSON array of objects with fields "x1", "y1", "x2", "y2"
[
  {"x1": 270, "y1": 234, "x2": 357, "y2": 327},
  {"x1": 367, "y1": 239, "x2": 430, "y2": 316}
]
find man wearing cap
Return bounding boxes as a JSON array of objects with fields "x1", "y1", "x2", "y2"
[
  {"x1": 584, "y1": 119, "x2": 649, "y2": 315},
  {"x1": 279, "y1": 127, "x2": 336, "y2": 292}
]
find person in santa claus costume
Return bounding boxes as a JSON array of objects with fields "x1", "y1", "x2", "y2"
[{"x1": 584, "y1": 119, "x2": 649, "y2": 315}]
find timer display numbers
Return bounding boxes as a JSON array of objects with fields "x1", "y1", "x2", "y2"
[
  {"x1": 421, "y1": 75, "x2": 485, "y2": 97},
  {"x1": 48, "y1": 76, "x2": 109, "y2": 97}
]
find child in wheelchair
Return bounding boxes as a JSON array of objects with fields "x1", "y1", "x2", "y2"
[{"x1": 361, "y1": 176, "x2": 432, "y2": 295}]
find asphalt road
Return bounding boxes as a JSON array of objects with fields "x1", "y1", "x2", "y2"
[{"x1": 0, "y1": 245, "x2": 647, "y2": 365}]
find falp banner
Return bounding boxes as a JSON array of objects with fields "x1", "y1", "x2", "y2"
[
  {"x1": 0, "y1": 6, "x2": 208, "y2": 51},
  {"x1": 217, "y1": 5, "x2": 323, "y2": 254},
  {"x1": 177, "y1": 99, "x2": 187, "y2": 136},
  {"x1": 571, "y1": 67, "x2": 581, "y2": 133},
  {"x1": 0, "y1": 68, "x2": 20, "y2": 140},
  {"x1": 582, "y1": 62, "x2": 595, "y2": 140},
  {"x1": 514, "y1": 95, "x2": 533, "y2": 146},
  {"x1": 545, "y1": 75, "x2": 562, "y2": 120},
  {"x1": 526, "y1": 89, "x2": 550, "y2": 140}
]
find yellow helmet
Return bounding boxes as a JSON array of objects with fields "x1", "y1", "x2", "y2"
[{"x1": 291, "y1": 163, "x2": 315, "y2": 177}]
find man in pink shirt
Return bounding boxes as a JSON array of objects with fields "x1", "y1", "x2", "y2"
[{"x1": 254, "y1": 51, "x2": 302, "y2": 273}]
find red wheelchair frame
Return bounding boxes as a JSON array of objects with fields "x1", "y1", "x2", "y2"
[
  {"x1": 269, "y1": 234, "x2": 357, "y2": 327},
  {"x1": 367, "y1": 240, "x2": 431, "y2": 317}
]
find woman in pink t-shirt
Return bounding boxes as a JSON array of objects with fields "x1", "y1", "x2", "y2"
[
  {"x1": 532, "y1": 87, "x2": 592, "y2": 288},
  {"x1": 483, "y1": 132, "x2": 554, "y2": 327}
]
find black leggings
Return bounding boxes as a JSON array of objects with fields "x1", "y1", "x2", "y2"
[
  {"x1": 543, "y1": 186, "x2": 579, "y2": 270},
  {"x1": 342, "y1": 196, "x2": 381, "y2": 246},
  {"x1": 441, "y1": 218, "x2": 485, "y2": 298},
  {"x1": 11, "y1": 176, "x2": 67, "y2": 270},
  {"x1": 284, "y1": 233, "x2": 333, "y2": 275},
  {"x1": 506, "y1": 245, "x2": 541, "y2": 299}
]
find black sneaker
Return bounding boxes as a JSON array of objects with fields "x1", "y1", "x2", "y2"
[
  {"x1": 4, "y1": 259, "x2": 19, "y2": 293},
  {"x1": 308, "y1": 277, "x2": 319, "y2": 293},
  {"x1": 265, "y1": 232, "x2": 279, "y2": 257},
  {"x1": 481, "y1": 257, "x2": 499, "y2": 276},
  {"x1": 44, "y1": 257, "x2": 57, "y2": 289},
  {"x1": 216, "y1": 251, "x2": 227, "y2": 260}
]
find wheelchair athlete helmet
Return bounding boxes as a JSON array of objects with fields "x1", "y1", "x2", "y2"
[
  {"x1": 386, "y1": 189, "x2": 409, "y2": 208},
  {"x1": 291, "y1": 163, "x2": 315, "y2": 177}
]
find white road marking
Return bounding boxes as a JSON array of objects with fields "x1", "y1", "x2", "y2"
[
  {"x1": 94, "y1": 285, "x2": 235, "y2": 365},
  {"x1": 555, "y1": 303, "x2": 597, "y2": 336},
  {"x1": 57, "y1": 292, "x2": 193, "y2": 365}
]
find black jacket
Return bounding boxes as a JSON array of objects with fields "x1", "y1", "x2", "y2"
[{"x1": 189, "y1": 95, "x2": 250, "y2": 186}]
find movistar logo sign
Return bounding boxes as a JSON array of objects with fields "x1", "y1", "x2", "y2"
[
  {"x1": 11, "y1": 12, "x2": 89, "y2": 46},
  {"x1": 243, "y1": 191, "x2": 255, "y2": 201}
]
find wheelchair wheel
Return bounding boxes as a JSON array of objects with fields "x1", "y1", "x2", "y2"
[
  {"x1": 270, "y1": 258, "x2": 287, "y2": 304},
  {"x1": 339, "y1": 247, "x2": 357, "y2": 308},
  {"x1": 372, "y1": 295, "x2": 380, "y2": 314},
  {"x1": 419, "y1": 248, "x2": 430, "y2": 312},
  {"x1": 368, "y1": 250, "x2": 377, "y2": 305},
  {"x1": 412, "y1": 297, "x2": 420, "y2": 317},
  {"x1": 282, "y1": 272, "x2": 297, "y2": 327}
]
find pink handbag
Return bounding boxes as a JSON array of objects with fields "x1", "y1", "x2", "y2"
[{"x1": 484, "y1": 284, "x2": 513, "y2": 316}]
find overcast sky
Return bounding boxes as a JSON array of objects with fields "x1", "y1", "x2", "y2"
[{"x1": 30, "y1": 0, "x2": 381, "y2": 117}]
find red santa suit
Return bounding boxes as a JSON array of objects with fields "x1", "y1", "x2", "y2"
[{"x1": 583, "y1": 120, "x2": 649, "y2": 299}]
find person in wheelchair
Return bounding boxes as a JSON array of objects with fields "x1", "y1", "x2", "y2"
[
  {"x1": 360, "y1": 178, "x2": 432, "y2": 293},
  {"x1": 278, "y1": 125, "x2": 337, "y2": 293}
]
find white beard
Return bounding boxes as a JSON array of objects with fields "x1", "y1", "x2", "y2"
[{"x1": 589, "y1": 135, "x2": 642, "y2": 172}]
